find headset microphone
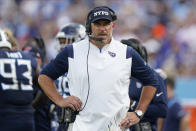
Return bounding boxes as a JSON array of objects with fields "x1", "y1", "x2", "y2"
[{"x1": 89, "y1": 35, "x2": 104, "y2": 42}]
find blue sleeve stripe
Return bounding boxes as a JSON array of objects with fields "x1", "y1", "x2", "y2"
[
  {"x1": 126, "y1": 46, "x2": 132, "y2": 59},
  {"x1": 40, "y1": 45, "x2": 72, "y2": 80}
]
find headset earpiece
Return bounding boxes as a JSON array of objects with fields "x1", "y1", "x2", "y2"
[{"x1": 85, "y1": 9, "x2": 93, "y2": 35}]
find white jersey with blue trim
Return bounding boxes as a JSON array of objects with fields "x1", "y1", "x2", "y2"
[
  {"x1": 68, "y1": 38, "x2": 131, "y2": 131},
  {"x1": 41, "y1": 37, "x2": 159, "y2": 131}
]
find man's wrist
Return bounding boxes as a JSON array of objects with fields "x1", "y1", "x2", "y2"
[{"x1": 134, "y1": 110, "x2": 143, "y2": 119}]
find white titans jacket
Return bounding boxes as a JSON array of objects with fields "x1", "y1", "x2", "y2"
[{"x1": 41, "y1": 37, "x2": 158, "y2": 131}]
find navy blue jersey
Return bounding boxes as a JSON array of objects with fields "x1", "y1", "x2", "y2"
[
  {"x1": 129, "y1": 71, "x2": 168, "y2": 131},
  {"x1": 0, "y1": 50, "x2": 37, "y2": 131},
  {"x1": 163, "y1": 97, "x2": 186, "y2": 131}
]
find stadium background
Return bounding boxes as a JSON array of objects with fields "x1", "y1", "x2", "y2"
[{"x1": 0, "y1": 0, "x2": 196, "y2": 130}]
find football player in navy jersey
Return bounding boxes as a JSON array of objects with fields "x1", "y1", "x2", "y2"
[
  {"x1": 38, "y1": 6, "x2": 159, "y2": 131},
  {"x1": 0, "y1": 29, "x2": 39, "y2": 131},
  {"x1": 121, "y1": 38, "x2": 168, "y2": 131}
]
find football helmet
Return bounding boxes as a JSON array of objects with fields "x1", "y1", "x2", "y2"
[
  {"x1": 0, "y1": 29, "x2": 12, "y2": 49},
  {"x1": 56, "y1": 23, "x2": 86, "y2": 50}
]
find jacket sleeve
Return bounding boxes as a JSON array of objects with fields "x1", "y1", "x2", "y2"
[
  {"x1": 40, "y1": 45, "x2": 73, "y2": 80},
  {"x1": 128, "y1": 47, "x2": 159, "y2": 88}
]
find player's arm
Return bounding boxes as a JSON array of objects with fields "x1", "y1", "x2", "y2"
[
  {"x1": 38, "y1": 74, "x2": 63, "y2": 106},
  {"x1": 38, "y1": 45, "x2": 82, "y2": 111},
  {"x1": 157, "y1": 118, "x2": 165, "y2": 131},
  {"x1": 39, "y1": 72, "x2": 81, "y2": 111},
  {"x1": 131, "y1": 74, "x2": 168, "y2": 118},
  {"x1": 136, "y1": 86, "x2": 156, "y2": 114},
  {"x1": 131, "y1": 48, "x2": 158, "y2": 113}
]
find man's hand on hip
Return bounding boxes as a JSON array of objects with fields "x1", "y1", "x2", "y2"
[
  {"x1": 58, "y1": 96, "x2": 82, "y2": 111},
  {"x1": 119, "y1": 112, "x2": 140, "y2": 130}
]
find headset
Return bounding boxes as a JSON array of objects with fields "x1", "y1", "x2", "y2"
[{"x1": 85, "y1": 6, "x2": 117, "y2": 35}]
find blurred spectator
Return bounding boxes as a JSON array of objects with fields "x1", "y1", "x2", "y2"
[{"x1": 163, "y1": 76, "x2": 190, "y2": 131}]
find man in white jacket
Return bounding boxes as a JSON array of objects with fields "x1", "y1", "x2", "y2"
[{"x1": 38, "y1": 6, "x2": 158, "y2": 131}]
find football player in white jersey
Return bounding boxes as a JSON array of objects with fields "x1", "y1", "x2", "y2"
[{"x1": 38, "y1": 6, "x2": 159, "y2": 131}]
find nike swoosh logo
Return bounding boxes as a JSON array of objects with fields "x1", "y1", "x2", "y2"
[
  {"x1": 136, "y1": 82, "x2": 142, "y2": 88},
  {"x1": 156, "y1": 92, "x2": 163, "y2": 97}
]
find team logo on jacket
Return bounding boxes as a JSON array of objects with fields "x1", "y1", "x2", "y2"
[{"x1": 108, "y1": 51, "x2": 116, "y2": 57}]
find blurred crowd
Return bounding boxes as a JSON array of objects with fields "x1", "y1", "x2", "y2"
[{"x1": 1, "y1": 0, "x2": 196, "y2": 77}]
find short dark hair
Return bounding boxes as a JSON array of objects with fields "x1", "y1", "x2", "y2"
[{"x1": 24, "y1": 36, "x2": 46, "y2": 62}]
